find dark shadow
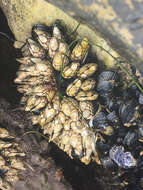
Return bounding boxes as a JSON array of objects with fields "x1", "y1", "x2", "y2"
[{"x1": 0, "y1": 8, "x2": 22, "y2": 105}]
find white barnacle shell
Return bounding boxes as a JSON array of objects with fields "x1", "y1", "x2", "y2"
[
  {"x1": 77, "y1": 63, "x2": 98, "y2": 79},
  {"x1": 53, "y1": 25, "x2": 62, "y2": 40}
]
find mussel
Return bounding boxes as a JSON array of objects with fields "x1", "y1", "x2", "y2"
[
  {"x1": 109, "y1": 145, "x2": 136, "y2": 168},
  {"x1": 90, "y1": 111, "x2": 114, "y2": 136},
  {"x1": 119, "y1": 100, "x2": 140, "y2": 127},
  {"x1": 138, "y1": 121, "x2": 143, "y2": 142},
  {"x1": 14, "y1": 20, "x2": 143, "y2": 190},
  {"x1": 97, "y1": 71, "x2": 119, "y2": 97},
  {"x1": 123, "y1": 131, "x2": 138, "y2": 148}
]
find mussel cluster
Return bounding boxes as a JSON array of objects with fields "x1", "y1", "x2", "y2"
[
  {"x1": 0, "y1": 127, "x2": 25, "y2": 189},
  {"x1": 14, "y1": 22, "x2": 143, "y2": 189}
]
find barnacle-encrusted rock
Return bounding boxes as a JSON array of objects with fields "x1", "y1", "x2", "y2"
[
  {"x1": 1, "y1": 0, "x2": 126, "y2": 70},
  {"x1": 2, "y1": 1, "x2": 143, "y2": 188},
  {"x1": 14, "y1": 22, "x2": 143, "y2": 182},
  {"x1": 14, "y1": 23, "x2": 100, "y2": 165},
  {"x1": 0, "y1": 127, "x2": 25, "y2": 189}
]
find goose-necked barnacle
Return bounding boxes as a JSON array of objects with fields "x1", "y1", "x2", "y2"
[
  {"x1": 31, "y1": 24, "x2": 51, "y2": 50},
  {"x1": 79, "y1": 101, "x2": 94, "y2": 120},
  {"x1": 0, "y1": 127, "x2": 26, "y2": 189},
  {"x1": 62, "y1": 62, "x2": 80, "y2": 79},
  {"x1": 71, "y1": 37, "x2": 89, "y2": 63},
  {"x1": 22, "y1": 38, "x2": 46, "y2": 58},
  {"x1": 65, "y1": 65, "x2": 98, "y2": 100}
]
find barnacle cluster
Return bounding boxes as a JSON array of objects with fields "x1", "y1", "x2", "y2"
[
  {"x1": 14, "y1": 21, "x2": 143, "y2": 188},
  {"x1": 0, "y1": 127, "x2": 25, "y2": 189},
  {"x1": 15, "y1": 23, "x2": 100, "y2": 165}
]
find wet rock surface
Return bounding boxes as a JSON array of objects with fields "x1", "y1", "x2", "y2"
[
  {"x1": 1, "y1": 0, "x2": 143, "y2": 70},
  {"x1": 48, "y1": 0, "x2": 143, "y2": 71},
  {"x1": 0, "y1": 0, "x2": 122, "y2": 69}
]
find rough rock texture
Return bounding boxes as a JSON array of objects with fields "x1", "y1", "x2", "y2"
[
  {"x1": 1, "y1": 0, "x2": 143, "y2": 71},
  {"x1": 0, "y1": 0, "x2": 120, "y2": 69},
  {"x1": 49, "y1": 0, "x2": 143, "y2": 71},
  {"x1": 0, "y1": 98, "x2": 74, "y2": 190}
]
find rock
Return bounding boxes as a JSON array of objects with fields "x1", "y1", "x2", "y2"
[
  {"x1": 0, "y1": 0, "x2": 120, "y2": 69},
  {"x1": 1, "y1": 0, "x2": 143, "y2": 71}
]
